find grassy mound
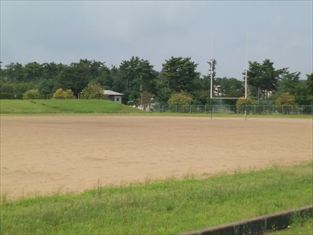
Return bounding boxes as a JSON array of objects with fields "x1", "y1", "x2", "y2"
[
  {"x1": 1, "y1": 162, "x2": 312, "y2": 234},
  {"x1": 0, "y1": 99, "x2": 141, "y2": 114}
]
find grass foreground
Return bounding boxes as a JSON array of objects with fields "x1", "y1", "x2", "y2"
[{"x1": 1, "y1": 162, "x2": 312, "y2": 235}]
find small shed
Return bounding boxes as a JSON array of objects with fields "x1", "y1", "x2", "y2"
[{"x1": 103, "y1": 90, "x2": 124, "y2": 103}]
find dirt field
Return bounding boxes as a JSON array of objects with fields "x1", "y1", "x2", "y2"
[{"x1": 1, "y1": 116, "x2": 312, "y2": 199}]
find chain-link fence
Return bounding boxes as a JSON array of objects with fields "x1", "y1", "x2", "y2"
[{"x1": 150, "y1": 104, "x2": 313, "y2": 116}]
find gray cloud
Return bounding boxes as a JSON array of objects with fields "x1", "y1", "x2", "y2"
[{"x1": 1, "y1": 1, "x2": 312, "y2": 79}]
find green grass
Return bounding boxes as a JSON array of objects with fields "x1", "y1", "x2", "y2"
[
  {"x1": 1, "y1": 162, "x2": 312, "y2": 235},
  {"x1": 269, "y1": 218, "x2": 313, "y2": 235},
  {"x1": 0, "y1": 99, "x2": 141, "y2": 114},
  {"x1": 1, "y1": 99, "x2": 312, "y2": 119}
]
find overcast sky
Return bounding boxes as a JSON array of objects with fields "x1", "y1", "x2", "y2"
[{"x1": 1, "y1": 1, "x2": 312, "y2": 79}]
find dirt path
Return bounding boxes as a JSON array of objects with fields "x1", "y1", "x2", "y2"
[{"x1": 1, "y1": 116, "x2": 312, "y2": 199}]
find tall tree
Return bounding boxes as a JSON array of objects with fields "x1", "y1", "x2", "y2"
[
  {"x1": 161, "y1": 57, "x2": 199, "y2": 94},
  {"x1": 41, "y1": 62, "x2": 65, "y2": 80},
  {"x1": 3, "y1": 63, "x2": 25, "y2": 81},
  {"x1": 24, "y1": 62, "x2": 42, "y2": 81},
  {"x1": 119, "y1": 57, "x2": 157, "y2": 104},
  {"x1": 56, "y1": 60, "x2": 92, "y2": 97},
  {"x1": 247, "y1": 59, "x2": 286, "y2": 100},
  {"x1": 277, "y1": 71, "x2": 301, "y2": 95},
  {"x1": 111, "y1": 66, "x2": 125, "y2": 92}
]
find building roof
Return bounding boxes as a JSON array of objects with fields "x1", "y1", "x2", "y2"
[{"x1": 103, "y1": 90, "x2": 124, "y2": 96}]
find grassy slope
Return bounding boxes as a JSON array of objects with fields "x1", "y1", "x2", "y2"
[
  {"x1": 1, "y1": 163, "x2": 312, "y2": 235},
  {"x1": 0, "y1": 99, "x2": 141, "y2": 114}
]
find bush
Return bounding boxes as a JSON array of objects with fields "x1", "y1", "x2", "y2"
[
  {"x1": 168, "y1": 92, "x2": 193, "y2": 106},
  {"x1": 53, "y1": 88, "x2": 75, "y2": 99},
  {"x1": 80, "y1": 83, "x2": 105, "y2": 99},
  {"x1": 275, "y1": 92, "x2": 296, "y2": 106},
  {"x1": 275, "y1": 92, "x2": 296, "y2": 114},
  {"x1": 22, "y1": 89, "x2": 40, "y2": 99},
  {"x1": 236, "y1": 97, "x2": 255, "y2": 112}
]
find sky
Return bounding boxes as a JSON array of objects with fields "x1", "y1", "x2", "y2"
[{"x1": 1, "y1": 1, "x2": 312, "y2": 79}]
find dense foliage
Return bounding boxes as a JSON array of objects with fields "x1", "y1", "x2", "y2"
[
  {"x1": 275, "y1": 92, "x2": 296, "y2": 106},
  {"x1": 236, "y1": 97, "x2": 255, "y2": 111},
  {"x1": 168, "y1": 92, "x2": 193, "y2": 106},
  {"x1": 53, "y1": 88, "x2": 75, "y2": 99},
  {"x1": 22, "y1": 89, "x2": 40, "y2": 99},
  {"x1": 80, "y1": 83, "x2": 105, "y2": 99},
  {"x1": 0, "y1": 58, "x2": 312, "y2": 105}
]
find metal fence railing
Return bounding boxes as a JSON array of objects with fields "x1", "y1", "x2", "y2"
[{"x1": 150, "y1": 104, "x2": 313, "y2": 116}]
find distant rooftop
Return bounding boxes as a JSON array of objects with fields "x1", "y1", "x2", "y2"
[{"x1": 103, "y1": 90, "x2": 124, "y2": 96}]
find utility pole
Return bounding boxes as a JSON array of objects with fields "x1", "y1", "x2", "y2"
[
  {"x1": 140, "y1": 83, "x2": 143, "y2": 109},
  {"x1": 209, "y1": 59, "x2": 213, "y2": 99},
  {"x1": 245, "y1": 68, "x2": 248, "y2": 99},
  {"x1": 208, "y1": 59, "x2": 214, "y2": 120},
  {"x1": 244, "y1": 68, "x2": 248, "y2": 120}
]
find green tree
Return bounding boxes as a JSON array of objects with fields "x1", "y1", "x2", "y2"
[
  {"x1": 277, "y1": 71, "x2": 300, "y2": 95},
  {"x1": 56, "y1": 60, "x2": 91, "y2": 97},
  {"x1": 247, "y1": 59, "x2": 286, "y2": 100},
  {"x1": 307, "y1": 73, "x2": 313, "y2": 95},
  {"x1": 24, "y1": 62, "x2": 42, "y2": 81},
  {"x1": 40, "y1": 62, "x2": 65, "y2": 80},
  {"x1": 161, "y1": 57, "x2": 199, "y2": 94},
  {"x1": 3, "y1": 63, "x2": 25, "y2": 81},
  {"x1": 168, "y1": 92, "x2": 193, "y2": 106},
  {"x1": 38, "y1": 80, "x2": 55, "y2": 98},
  {"x1": 119, "y1": 57, "x2": 157, "y2": 104},
  {"x1": 191, "y1": 77, "x2": 210, "y2": 105},
  {"x1": 22, "y1": 89, "x2": 40, "y2": 99},
  {"x1": 0, "y1": 82, "x2": 15, "y2": 99},
  {"x1": 80, "y1": 83, "x2": 105, "y2": 99},
  {"x1": 0, "y1": 81, "x2": 34, "y2": 99},
  {"x1": 155, "y1": 79, "x2": 172, "y2": 104}
]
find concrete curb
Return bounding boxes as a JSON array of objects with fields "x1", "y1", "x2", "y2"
[{"x1": 182, "y1": 205, "x2": 313, "y2": 235}]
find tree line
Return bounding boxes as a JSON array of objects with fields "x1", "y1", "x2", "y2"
[{"x1": 0, "y1": 57, "x2": 312, "y2": 106}]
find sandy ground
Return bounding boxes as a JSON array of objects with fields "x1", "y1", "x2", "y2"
[{"x1": 1, "y1": 116, "x2": 312, "y2": 199}]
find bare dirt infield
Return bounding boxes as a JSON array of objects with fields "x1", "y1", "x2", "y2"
[{"x1": 1, "y1": 116, "x2": 312, "y2": 199}]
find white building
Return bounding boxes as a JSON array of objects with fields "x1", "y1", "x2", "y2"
[
  {"x1": 103, "y1": 90, "x2": 123, "y2": 103},
  {"x1": 213, "y1": 85, "x2": 222, "y2": 96}
]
